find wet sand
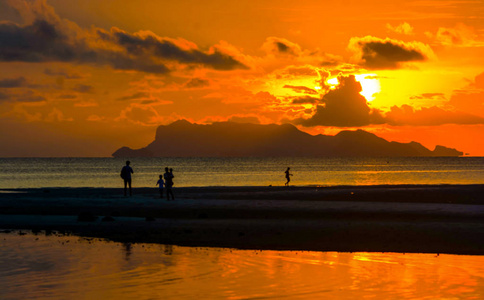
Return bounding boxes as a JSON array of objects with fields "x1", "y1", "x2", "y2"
[{"x1": 1, "y1": 185, "x2": 483, "y2": 255}]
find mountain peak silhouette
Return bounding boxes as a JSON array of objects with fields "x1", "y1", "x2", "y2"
[
  {"x1": 112, "y1": 120, "x2": 463, "y2": 157},
  {"x1": 168, "y1": 119, "x2": 193, "y2": 127}
]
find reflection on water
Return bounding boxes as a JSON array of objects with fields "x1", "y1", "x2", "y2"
[{"x1": 1, "y1": 232, "x2": 483, "y2": 299}]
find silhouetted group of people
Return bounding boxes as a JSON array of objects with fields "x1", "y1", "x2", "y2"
[
  {"x1": 161, "y1": 167, "x2": 175, "y2": 200},
  {"x1": 121, "y1": 161, "x2": 294, "y2": 199},
  {"x1": 121, "y1": 161, "x2": 175, "y2": 200}
]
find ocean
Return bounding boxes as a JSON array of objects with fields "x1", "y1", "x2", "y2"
[
  {"x1": 1, "y1": 157, "x2": 483, "y2": 299},
  {"x1": 0, "y1": 156, "x2": 483, "y2": 189}
]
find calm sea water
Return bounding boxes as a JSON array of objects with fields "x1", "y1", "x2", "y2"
[
  {"x1": 1, "y1": 159, "x2": 483, "y2": 299},
  {"x1": 1, "y1": 232, "x2": 483, "y2": 299},
  {"x1": 0, "y1": 157, "x2": 483, "y2": 189}
]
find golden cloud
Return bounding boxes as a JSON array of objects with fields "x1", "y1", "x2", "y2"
[
  {"x1": 427, "y1": 23, "x2": 483, "y2": 47},
  {"x1": 386, "y1": 22, "x2": 414, "y2": 35}
]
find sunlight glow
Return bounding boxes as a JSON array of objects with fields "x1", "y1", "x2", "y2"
[
  {"x1": 327, "y1": 77, "x2": 339, "y2": 88},
  {"x1": 355, "y1": 74, "x2": 380, "y2": 101}
]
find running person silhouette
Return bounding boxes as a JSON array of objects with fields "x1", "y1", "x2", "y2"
[{"x1": 285, "y1": 167, "x2": 293, "y2": 186}]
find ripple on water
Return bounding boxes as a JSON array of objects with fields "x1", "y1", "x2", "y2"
[{"x1": 0, "y1": 231, "x2": 483, "y2": 299}]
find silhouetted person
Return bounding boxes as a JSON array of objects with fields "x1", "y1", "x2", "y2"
[
  {"x1": 156, "y1": 175, "x2": 165, "y2": 198},
  {"x1": 120, "y1": 160, "x2": 134, "y2": 196},
  {"x1": 285, "y1": 167, "x2": 293, "y2": 186},
  {"x1": 163, "y1": 167, "x2": 170, "y2": 183},
  {"x1": 164, "y1": 167, "x2": 175, "y2": 200}
]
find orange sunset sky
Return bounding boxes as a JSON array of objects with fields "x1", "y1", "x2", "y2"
[{"x1": 0, "y1": 0, "x2": 483, "y2": 156}]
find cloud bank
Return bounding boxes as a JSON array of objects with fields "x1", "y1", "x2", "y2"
[{"x1": 0, "y1": 1, "x2": 248, "y2": 73}]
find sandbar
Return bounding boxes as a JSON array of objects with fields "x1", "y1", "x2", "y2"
[{"x1": 1, "y1": 185, "x2": 483, "y2": 255}]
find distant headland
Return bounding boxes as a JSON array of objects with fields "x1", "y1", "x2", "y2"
[{"x1": 112, "y1": 120, "x2": 463, "y2": 157}]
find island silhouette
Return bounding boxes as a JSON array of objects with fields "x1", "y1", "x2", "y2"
[{"x1": 112, "y1": 120, "x2": 463, "y2": 157}]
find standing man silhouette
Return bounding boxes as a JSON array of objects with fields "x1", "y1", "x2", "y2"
[
  {"x1": 121, "y1": 160, "x2": 134, "y2": 196},
  {"x1": 164, "y1": 167, "x2": 175, "y2": 200},
  {"x1": 285, "y1": 167, "x2": 293, "y2": 186}
]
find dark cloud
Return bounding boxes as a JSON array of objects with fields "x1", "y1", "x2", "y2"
[
  {"x1": 117, "y1": 92, "x2": 149, "y2": 101},
  {"x1": 359, "y1": 41, "x2": 424, "y2": 68},
  {"x1": 0, "y1": 77, "x2": 35, "y2": 102},
  {"x1": 184, "y1": 78, "x2": 210, "y2": 89},
  {"x1": 349, "y1": 36, "x2": 432, "y2": 69},
  {"x1": 0, "y1": 3, "x2": 247, "y2": 74},
  {"x1": 276, "y1": 42, "x2": 291, "y2": 53},
  {"x1": 0, "y1": 19, "x2": 169, "y2": 73},
  {"x1": 44, "y1": 68, "x2": 82, "y2": 79},
  {"x1": 102, "y1": 52, "x2": 170, "y2": 74},
  {"x1": 262, "y1": 37, "x2": 301, "y2": 56},
  {"x1": 298, "y1": 75, "x2": 383, "y2": 127},
  {"x1": 283, "y1": 85, "x2": 318, "y2": 95},
  {"x1": 0, "y1": 76, "x2": 27, "y2": 88},
  {"x1": 16, "y1": 90, "x2": 45, "y2": 102},
  {"x1": 0, "y1": 20, "x2": 76, "y2": 62},
  {"x1": 261, "y1": 37, "x2": 340, "y2": 67},
  {"x1": 140, "y1": 100, "x2": 157, "y2": 105},
  {"x1": 109, "y1": 28, "x2": 248, "y2": 70},
  {"x1": 72, "y1": 84, "x2": 94, "y2": 93},
  {"x1": 228, "y1": 116, "x2": 261, "y2": 124},
  {"x1": 58, "y1": 94, "x2": 77, "y2": 100},
  {"x1": 291, "y1": 96, "x2": 319, "y2": 105}
]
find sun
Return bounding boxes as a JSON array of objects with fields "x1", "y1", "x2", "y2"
[
  {"x1": 324, "y1": 74, "x2": 380, "y2": 101},
  {"x1": 355, "y1": 74, "x2": 380, "y2": 101},
  {"x1": 327, "y1": 77, "x2": 339, "y2": 87}
]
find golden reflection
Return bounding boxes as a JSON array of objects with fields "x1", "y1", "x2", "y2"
[
  {"x1": 353, "y1": 253, "x2": 400, "y2": 265},
  {"x1": 1, "y1": 233, "x2": 483, "y2": 299}
]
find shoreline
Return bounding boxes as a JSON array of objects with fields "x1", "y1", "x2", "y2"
[{"x1": 1, "y1": 184, "x2": 483, "y2": 255}]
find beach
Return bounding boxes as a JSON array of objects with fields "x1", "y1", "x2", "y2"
[{"x1": 1, "y1": 185, "x2": 483, "y2": 255}]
